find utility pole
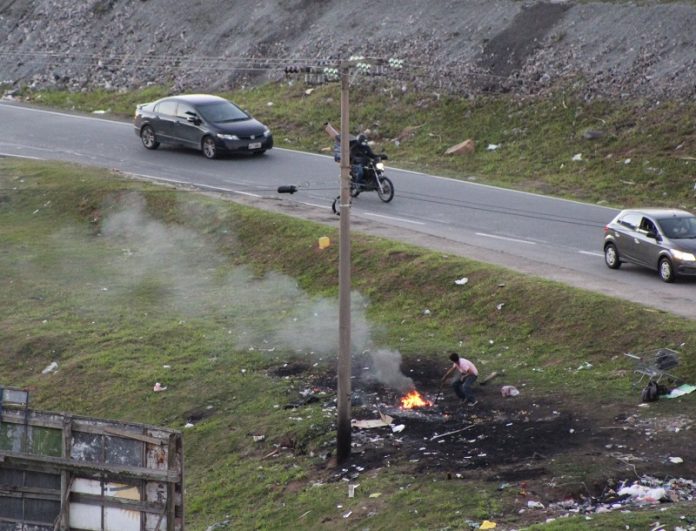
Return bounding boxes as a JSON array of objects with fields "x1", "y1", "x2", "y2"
[{"x1": 336, "y1": 63, "x2": 352, "y2": 464}]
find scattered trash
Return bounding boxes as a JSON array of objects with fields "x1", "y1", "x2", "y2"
[
  {"x1": 41, "y1": 361, "x2": 58, "y2": 374},
  {"x1": 501, "y1": 385, "x2": 520, "y2": 397},
  {"x1": 571, "y1": 153, "x2": 583, "y2": 161},
  {"x1": 527, "y1": 500, "x2": 545, "y2": 509},
  {"x1": 454, "y1": 277, "x2": 469, "y2": 285},
  {"x1": 318, "y1": 236, "x2": 330, "y2": 249},
  {"x1": 184, "y1": 422, "x2": 194, "y2": 429},
  {"x1": 576, "y1": 361, "x2": 593, "y2": 371},
  {"x1": 342, "y1": 510, "x2": 352, "y2": 519},
  {"x1": 153, "y1": 382, "x2": 167, "y2": 392},
  {"x1": 391, "y1": 424, "x2": 406, "y2": 433},
  {"x1": 666, "y1": 383, "x2": 696, "y2": 398},
  {"x1": 423, "y1": 308, "x2": 431, "y2": 315},
  {"x1": 669, "y1": 456, "x2": 684, "y2": 464},
  {"x1": 351, "y1": 412, "x2": 393, "y2": 429},
  {"x1": 348, "y1": 484, "x2": 359, "y2": 497},
  {"x1": 369, "y1": 492, "x2": 381, "y2": 498},
  {"x1": 624, "y1": 158, "x2": 632, "y2": 164},
  {"x1": 445, "y1": 138, "x2": 475, "y2": 156},
  {"x1": 252, "y1": 435, "x2": 266, "y2": 442},
  {"x1": 266, "y1": 101, "x2": 274, "y2": 107},
  {"x1": 496, "y1": 303, "x2": 505, "y2": 311},
  {"x1": 617, "y1": 483, "x2": 666, "y2": 503},
  {"x1": 162, "y1": 364, "x2": 171, "y2": 369},
  {"x1": 486, "y1": 144, "x2": 500, "y2": 151},
  {"x1": 479, "y1": 520, "x2": 497, "y2": 530}
]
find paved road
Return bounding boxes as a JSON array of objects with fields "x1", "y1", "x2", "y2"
[{"x1": 1, "y1": 101, "x2": 694, "y2": 319}]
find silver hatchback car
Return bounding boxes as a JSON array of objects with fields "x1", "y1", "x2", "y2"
[{"x1": 603, "y1": 208, "x2": 696, "y2": 282}]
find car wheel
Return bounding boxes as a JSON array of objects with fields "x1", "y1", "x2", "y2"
[
  {"x1": 202, "y1": 136, "x2": 217, "y2": 159},
  {"x1": 140, "y1": 126, "x2": 159, "y2": 150},
  {"x1": 604, "y1": 243, "x2": 621, "y2": 269},
  {"x1": 658, "y1": 257, "x2": 676, "y2": 283}
]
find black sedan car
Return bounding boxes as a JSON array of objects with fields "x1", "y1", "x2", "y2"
[
  {"x1": 603, "y1": 208, "x2": 696, "y2": 282},
  {"x1": 133, "y1": 94, "x2": 273, "y2": 159}
]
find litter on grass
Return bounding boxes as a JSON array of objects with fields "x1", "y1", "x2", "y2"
[
  {"x1": 41, "y1": 361, "x2": 58, "y2": 374},
  {"x1": 351, "y1": 412, "x2": 393, "y2": 429},
  {"x1": 666, "y1": 383, "x2": 696, "y2": 398}
]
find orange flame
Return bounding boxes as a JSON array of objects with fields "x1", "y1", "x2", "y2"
[{"x1": 400, "y1": 390, "x2": 432, "y2": 409}]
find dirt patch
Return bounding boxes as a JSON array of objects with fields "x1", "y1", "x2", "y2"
[{"x1": 271, "y1": 356, "x2": 696, "y2": 520}]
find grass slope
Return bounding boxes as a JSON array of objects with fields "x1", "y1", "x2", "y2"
[{"x1": 1, "y1": 159, "x2": 695, "y2": 529}]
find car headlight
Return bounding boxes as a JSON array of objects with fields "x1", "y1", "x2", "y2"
[
  {"x1": 672, "y1": 249, "x2": 696, "y2": 261},
  {"x1": 217, "y1": 133, "x2": 239, "y2": 141},
  {"x1": 263, "y1": 127, "x2": 271, "y2": 138},
  {"x1": 375, "y1": 162, "x2": 385, "y2": 171}
]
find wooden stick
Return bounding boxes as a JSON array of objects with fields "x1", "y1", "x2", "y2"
[{"x1": 430, "y1": 425, "x2": 473, "y2": 441}]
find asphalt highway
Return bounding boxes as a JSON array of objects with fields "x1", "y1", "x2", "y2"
[{"x1": 1, "y1": 101, "x2": 694, "y2": 319}]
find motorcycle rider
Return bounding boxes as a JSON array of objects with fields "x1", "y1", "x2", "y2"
[{"x1": 349, "y1": 133, "x2": 378, "y2": 184}]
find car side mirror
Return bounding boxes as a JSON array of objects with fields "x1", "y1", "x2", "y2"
[
  {"x1": 184, "y1": 111, "x2": 200, "y2": 124},
  {"x1": 647, "y1": 230, "x2": 659, "y2": 240}
]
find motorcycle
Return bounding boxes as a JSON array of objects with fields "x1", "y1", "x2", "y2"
[{"x1": 332, "y1": 154, "x2": 394, "y2": 215}]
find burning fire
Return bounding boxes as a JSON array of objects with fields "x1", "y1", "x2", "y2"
[{"x1": 400, "y1": 390, "x2": 432, "y2": 409}]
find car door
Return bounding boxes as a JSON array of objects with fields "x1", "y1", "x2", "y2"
[
  {"x1": 173, "y1": 102, "x2": 204, "y2": 149},
  {"x1": 634, "y1": 216, "x2": 663, "y2": 269},
  {"x1": 152, "y1": 100, "x2": 178, "y2": 142},
  {"x1": 614, "y1": 212, "x2": 642, "y2": 263}
]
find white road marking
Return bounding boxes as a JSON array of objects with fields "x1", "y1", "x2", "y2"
[
  {"x1": 475, "y1": 232, "x2": 536, "y2": 245},
  {"x1": 579, "y1": 250, "x2": 604, "y2": 257},
  {"x1": 363, "y1": 212, "x2": 426, "y2": 225}
]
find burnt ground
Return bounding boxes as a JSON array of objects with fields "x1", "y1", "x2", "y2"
[{"x1": 270, "y1": 356, "x2": 696, "y2": 524}]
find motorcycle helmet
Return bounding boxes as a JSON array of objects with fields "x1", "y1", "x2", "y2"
[{"x1": 357, "y1": 133, "x2": 367, "y2": 144}]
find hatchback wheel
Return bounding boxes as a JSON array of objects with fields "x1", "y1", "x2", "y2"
[
  {"x1": 604, "y1": 243, "x2": 621, "y2": 269},
  {"x1": 202, "y1": 136, "x2": 217, "y2": 159},
  {"x1": 140, "y1": 126, "x2": 159, "y2": 150},
  {"x1": 659, "y1": 257, "x2": 675, "y2": 283}
]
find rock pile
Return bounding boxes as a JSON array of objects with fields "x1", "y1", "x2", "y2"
[{"x1": 0, "y1": 0, "x2": 694, "y2": 100}]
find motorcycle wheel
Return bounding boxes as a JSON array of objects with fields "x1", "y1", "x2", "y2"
[
  {"x1": 376, "y1": 176, "x2": 394, "y2": 203},
  {"x1": 331, "y1": 195, "x2": 341, "y2": 216}
]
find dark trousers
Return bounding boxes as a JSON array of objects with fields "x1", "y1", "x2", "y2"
[{"x1": 453, "y1": 374, "x2": 477, "y2": 402}]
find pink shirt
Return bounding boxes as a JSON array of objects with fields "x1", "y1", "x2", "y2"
[{"x1": 454, "y1": 358, "x2": 478, "y2": 376}]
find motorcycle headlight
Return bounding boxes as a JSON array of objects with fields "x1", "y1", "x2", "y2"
[
  {"x1": 217, "y1": 133, "x2": 239, "y2": 141},
  {"x1": 672, "y1": 249, "x2": 696, "y2": 261},
  {"x1": 375, "y1": 162, "x2": 385, "y2": 171}
]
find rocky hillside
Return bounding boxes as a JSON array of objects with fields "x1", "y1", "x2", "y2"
[{"x1": 0, "y1": 0, "x2": 695, "y2": 100}]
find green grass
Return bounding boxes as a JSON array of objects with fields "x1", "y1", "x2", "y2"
[
  {"x1": 18, "y1": 81, "x2": 696, "y2": 211},
  {"x1": 2, "y1": 159, "x2": 696, "y2": 529}
]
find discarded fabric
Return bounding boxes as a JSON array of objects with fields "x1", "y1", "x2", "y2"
[
  {"x1": 501, "y1": 385, "x2": 520, "y2": 397},
  {"x1": 153, "y1": 382, "x2": 167, "y2": 392},
  {"x1": 666, "y1": 384, "x2": 696, "y2": 399},
  {"x1": 41, "y1": 361, "x2": 59, "y2": 374},
  {"x1": 351, "y1": 412, "x2": 393, "y2": 429}
]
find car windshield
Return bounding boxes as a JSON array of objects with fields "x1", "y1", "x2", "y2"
[
  {"x1": 196, "y1": 101, "x2": 249, "y2": 123},
  {"x1": 657, "y1": 216, "x2": 696, "y2": 239}
]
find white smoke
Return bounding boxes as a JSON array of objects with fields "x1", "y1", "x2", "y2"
[{"x1": 51, "y1": 192, "x2": 413, "y2": 392}]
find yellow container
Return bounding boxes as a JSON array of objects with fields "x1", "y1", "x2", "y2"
[{"x1": 318, "y1": 236, "x2": 330, "y2": 249}]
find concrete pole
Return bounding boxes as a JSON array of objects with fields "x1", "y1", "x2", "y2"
[{"x1": 336, "y1": 64, "x2": 352, "y2": 463}]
